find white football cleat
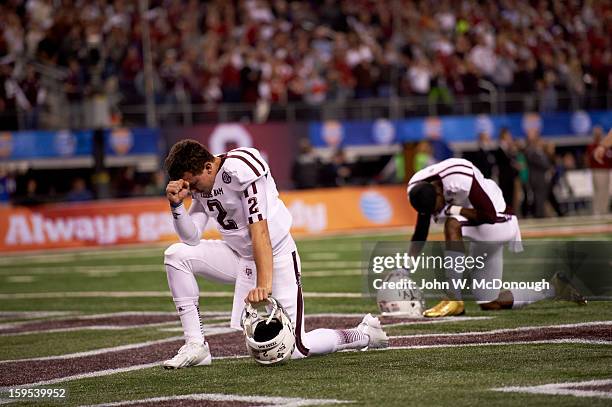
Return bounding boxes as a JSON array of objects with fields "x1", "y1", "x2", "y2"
[
  {"x1": 357, "y1": 314, "x2": 389, "y2": 350},
  {"x1": 162, "y1": 341, "x2": 212, "y2": 369}
]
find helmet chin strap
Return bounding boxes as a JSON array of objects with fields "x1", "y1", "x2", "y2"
[{"x1": 265, "y1": 297, "x2": 279, "y2": 325}]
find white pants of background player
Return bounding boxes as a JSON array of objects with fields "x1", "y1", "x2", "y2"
[
  {"x1": 440, "y1": 214, "x2": 549, "y2": 307},
  {"x1": 164, "y1": 238, "x2": 368, "y2": 358}
]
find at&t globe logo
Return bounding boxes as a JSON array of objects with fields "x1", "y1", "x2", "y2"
[{"x1": 359, "y1": 191, "x2": 392, "y2": 224}]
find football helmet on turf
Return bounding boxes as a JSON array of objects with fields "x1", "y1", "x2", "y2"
[
  {"x1": 376, "y1": 268, "x2": 425, "y2": 317},
  {"x1": 241, "y1": 297, "x2": 296, "y2": 365}
]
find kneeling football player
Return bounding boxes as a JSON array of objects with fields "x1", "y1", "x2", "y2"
[
  {"x1": 407, "y1": 158, "x2": 586, "y2": 317},
  {"x1": 161, "y1": 140, "x2": 388, "y2": 368}
]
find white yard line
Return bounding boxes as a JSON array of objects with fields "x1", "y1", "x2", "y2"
[
  {"x1": 389, "y1": 320, "x2": 612, "y2": 339},
  {"x1": 300, "y1": 261, "x2": 361, "y2": 269},
  {"x1": 493, "y1": 379, "x2": 612, "y2": 399},
  {"x1": 0, "y1": 264, "x2": 165, "y2": 275},
  {"x1": 382, "y1": 316, "x2": 493, "y2": 327},
  {"x1": 301, "y1": 252, "x2": 340, "y2": 260},
  {"x1": 0, "y1": 321, "x2": 181, "y2": 336},
  {"x1": 80, "y1": 393, "x2": 352, "y2": 407},
  {"x1": 0, "y1": 336, "x2": 183, "y2": 365},
  {"x1": 386, "y1": 339, "x2": 612, "y2": 351},
  {"x1": 303, "y1": 270, "x2": 361, "y2": 277},
  {"x1": 0, "y1": 362, "x2": 162, "y2": 392},
  {"x1": 0, "y1": 311, "x2": 75, "y2": 320},
  {"x1": 0, "y1": 247, "x2": 165, "y2": 265},
  {"x1": 0, "y1": 311, "x2": 228, "y2": 330},
  {"x1": 68, "y1": 311, "x2": 229, "y2": 319}
]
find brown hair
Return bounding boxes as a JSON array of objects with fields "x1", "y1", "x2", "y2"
[{"x1": 164, "y1": 139, "x2": 215, "y2": 180}]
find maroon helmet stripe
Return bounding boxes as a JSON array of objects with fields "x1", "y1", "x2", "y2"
[
  {"x1": 408, "y1": 175, "x2": 440, "y2": 186},
  {"x1": 233, "y1": 149, "x2": 266, "y2": 173},
  {"x1": 438, "y1": 163, "x2": 473, "y2": 175},
  {"x1": 226, "y1": 155, "x2": 261, "y2": 177},
  {"x1": 409, "y1": 163, "x2": 473, "y2": 186},
  {"x1": 440, "y1": 171, "x2": 473, "y2": 179},
  {"x1": 292, "y1": 251, "x2": 309, "y2": 356}
]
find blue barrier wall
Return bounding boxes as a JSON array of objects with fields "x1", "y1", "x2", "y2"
[
  {"x1": 309, "y1": 110, "x2": 612, "y2": 147},
  {"x1": 0, "y1": 128, "x2": 160, "y2": 160}
]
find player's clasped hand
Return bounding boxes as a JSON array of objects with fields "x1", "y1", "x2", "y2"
[
  {"x1": 166, "y1": 179, "x2": 191, "y2": 205},
  {"x1": 246, "y1": 287, "x2": 270, "y2": 304}
]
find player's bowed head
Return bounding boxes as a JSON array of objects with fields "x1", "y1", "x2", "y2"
[
  {"x1": 164, "y1": 139, "x2": 219, "y2": 199},
  {"x1": 409, "y1": 181, "x2": 445, "y2": 215}
]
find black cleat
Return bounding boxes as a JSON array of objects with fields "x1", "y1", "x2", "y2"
[{"x1": 551, "y1": 272, "x2": 587, "y2": 306}]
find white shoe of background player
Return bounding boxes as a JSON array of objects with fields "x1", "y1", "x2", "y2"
[
  {"x1": 357, "y1": 314, "x2": 389, "y2": 350},
  {"x1": 162, "y1": 341, "x2": 212, "y2": 369}
]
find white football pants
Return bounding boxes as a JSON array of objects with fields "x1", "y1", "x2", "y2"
[{"x1": 164, "y1": 239, "x2": 362, "y2": 358}]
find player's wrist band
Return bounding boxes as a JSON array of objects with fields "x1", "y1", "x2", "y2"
[
  {"x1": 170, "y1": 201, "x2": 183, "y2": 209},
  {"x1": 447, "y1": 205, "x2": 462, "y2": 216}
]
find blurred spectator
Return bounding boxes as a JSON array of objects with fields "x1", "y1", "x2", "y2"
[
  {"x1": 515, "y1": 139, "x2": 532, "y2": 217},
  {"x1": 524, "y1": 129, "x2": 551, "y2": 218},
  {"x1": 0, "y1": 169, "x2": 15, "y2": 205},
  {"x1": 143, "y1": 170, "x2": 167, "y2": 196},
  {"x1": 379, "y1": 142, "x2": 409, "y2": 184},
  {"x1": 291, "y1": 138, "x2": 320, "y2": 189},
  {"x1": 66, "y1": 177, "x2": 94, "y2": 202},
  {"x1": 495, "y1": 128, "x2": 518, "y2": 212},
  {"x1": 471, "y1": 132, "x2": 497, "y2": 179},
  {"x1": 413, "y1": 141, "x2": 434, "y2": 172},
  {"x1": 586, "y1": 126, "x2": 612, "y2": 215},
  {"x1": 538, "y1": 70, "x2": 558, "y2": 113},
  {"x1": 15, "y1": 178, "x2": 44, "y2": 206},
  {"x1": 319, "y1": 148, "x2": 351, "y2": 187},
  {"x1": 114, "y1": 166, "x2": 137, "y2": 198},
  {"x1": 544, "y1": 142, "x2": 565, "y2": 217},
  {"x1": 64, "y1": 58, "x2": 85, "y2": 128},
  {"x1": 19, "y1": 64, "x2": 46, "y2": 129},
  {"x1": 0, "y1": 63, "x2": 19, "y2": 131}
]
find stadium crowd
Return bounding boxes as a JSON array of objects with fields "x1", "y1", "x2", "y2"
[{"x1": 0, "y1": 0, "x2": 610, "y2": 129}]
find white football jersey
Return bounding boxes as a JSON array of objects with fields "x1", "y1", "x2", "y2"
[
  {"x1": 407, "y1": 158, "x2": 506, "y2": 216},
  {"x1": 189, "y1": 148, "x2": 293, "y2": 259}
]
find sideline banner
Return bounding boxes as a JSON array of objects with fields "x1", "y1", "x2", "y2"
[
  {"x1": 0, "y1": 186, "x2": 415, "y2": 252},
  {"x1": 281, "y1": 185, "x2": 415, "y2": 235}
]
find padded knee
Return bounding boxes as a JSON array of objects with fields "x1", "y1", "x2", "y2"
[{"x1": 164, "y1": 242, "x2": 191, "y2": 272}]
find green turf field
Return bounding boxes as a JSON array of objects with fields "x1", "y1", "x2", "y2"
[{"x1": 0, "y1": 223, "x2": 611, "y2": 406}]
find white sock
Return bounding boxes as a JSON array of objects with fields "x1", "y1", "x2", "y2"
[
  {"x1": 165, "y1": 264, "x2": 204, "y2": 344},
  {"x1": 444, "y1": 250, "x2": 465, "y2": 300},
  {"x1": 173, "y1": 296, "x2": 205, "y2": 344},
  {"x1": 510, "y1": 287, "x2": 555, "y2": 309},
  {"x1": 302, "y1": 327, "x2": 369, "y2": 355},
  {"x1": 334, "y1": 328, "x2": 369, "y2": 351}
]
